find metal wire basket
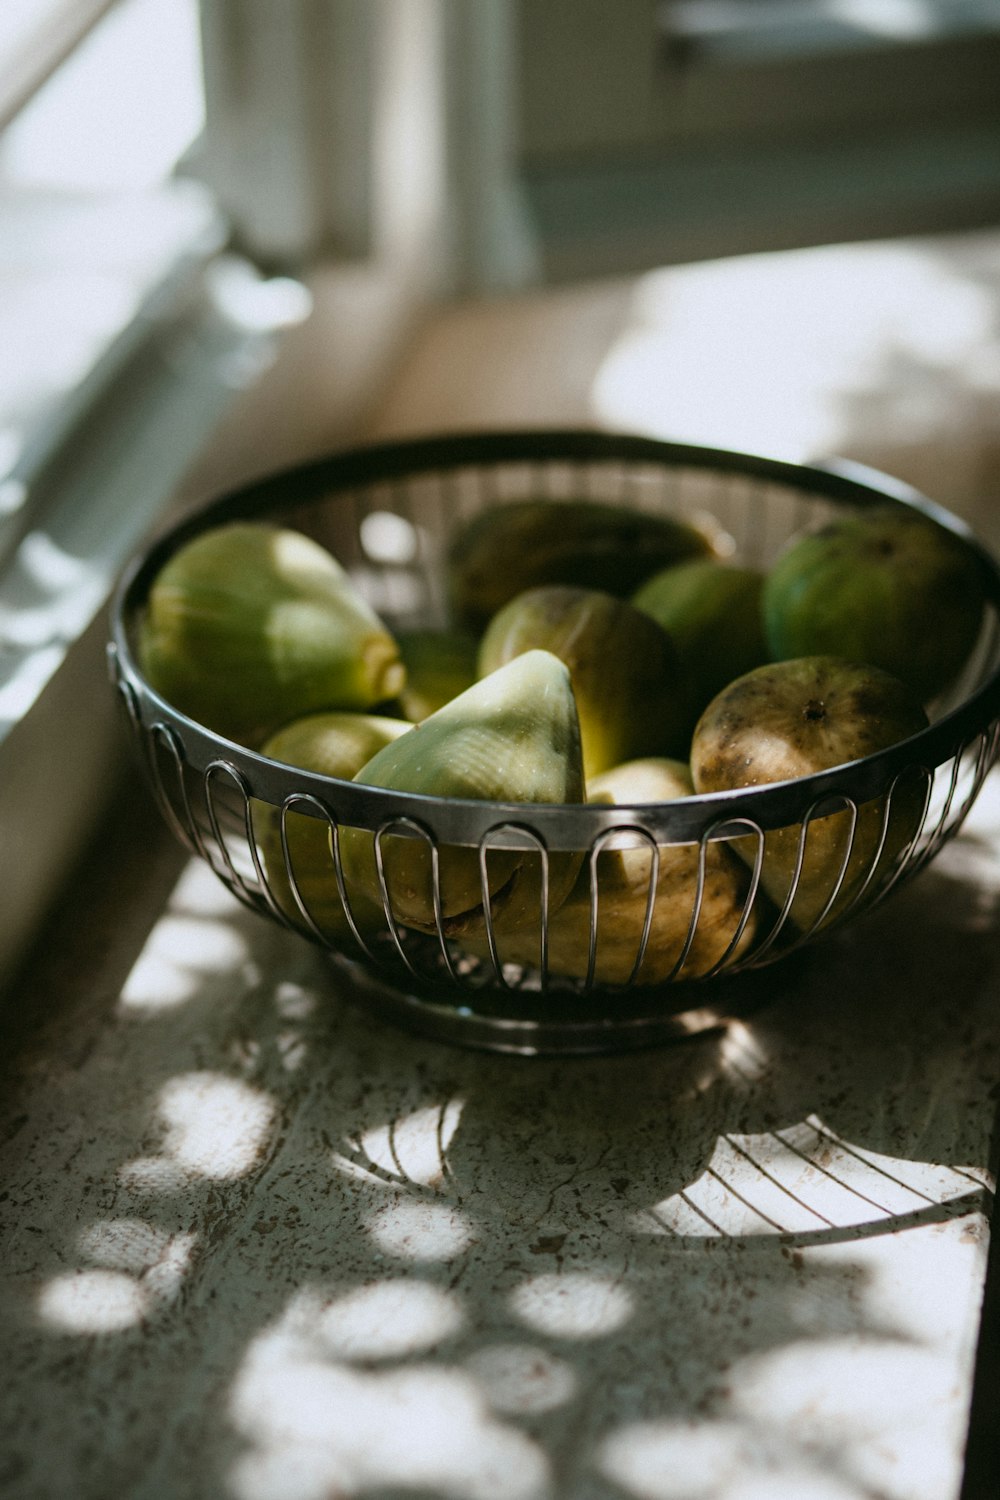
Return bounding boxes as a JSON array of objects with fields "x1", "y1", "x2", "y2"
[{"x1": 108, "y1": 430, "x2": 1000, "y2": 1053}]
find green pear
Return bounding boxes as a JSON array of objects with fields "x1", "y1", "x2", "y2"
[
  {"x1": 139, "y1": 522, "x2": 405, "y2": 745},
  {"x1": 338, "y1": 650, "x2": 586, "y2": 936},
  {"x1": 460, "y1": 758, "x2": 759, "y2": 985},
  {"x1": 477, "y1": 585, "x2": 690, "y2": 778},
  {"x1": 690, "y1": 657, "x2": 929, "y2": 934},
  {"x1": 632, "y1": 558, "x2": 767, "y2": 722},
  {"x1": 257, "y1": 712, "x2": 412, "y2": 940},
  {"x1": 763, "y1": 504, "x2": 987, "y2": 703},
  {"x1": 448, "y1": 498, "x2": 717, "y2": 632}
]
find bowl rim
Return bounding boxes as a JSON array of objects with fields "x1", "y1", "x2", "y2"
[{"x1": 109, "y1": 427, "x2": 1000, "y2": 848}]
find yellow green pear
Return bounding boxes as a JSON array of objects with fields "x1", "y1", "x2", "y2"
[
  {"x1": 139, "y1": 521, "x2": 405, "y2": 745},
  {"x1": 338, "y1": 650, "x2": 586, "y2": 936},
  {"x1": 477, "y1": 585, "x2": 690, "y2": 778},
  {"x1": 690, "y1": 657, "x2": 929, "y2": 934},
  {"x1": 257, "y1": 712, "x2": 412, "y2": 941}
]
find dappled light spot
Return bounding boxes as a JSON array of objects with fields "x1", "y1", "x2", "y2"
[
  {"x1": 78, "y1": 1217, "x2": 175, "y2": 1272},
  {"x1": 732, "y1": 1338, "x2": 963, "y2": 1500},
  {"x1": 733, "y1": 1338, "x2": 956, "y2": 1434},
  {"x1": 308, "y1": 1280, "x2": 463, "y2": 1361},
  {"x1": 464, "y1": 1343, "x2": 577, "y2": 1415},
  {"x1": 228, "y1": 1310, "x2": 550, "y2": 1500},
  {"x1": 509, "y1": 1272, "x2": 634, "y2": 1340},
  {"x1": 273, "y1": 981, "x2": 317, "y2": 1020},
  {"x1": 119, "y1": 915, "x2": 250, "y2": 1013},
  {"x1": 357, "y1": 1098, "x2": 465, "y2": 1188},
  {"x1": 172, "y1": 856, "x2": 247, "y2": 916},
  {"x1": 75, "y1": 1219, "x2": 197, "y2": 1309},
  {"x1": 157, "y1": 1071, "x2": 278, "y2": 1179},
  {"x1": 598, "y1": 1420, "x2": 745, "y2": 1500},
  {"x1": 38, "y1": 1269, "x2": 148, "y2": 1333},
  {"x1": 116, "y1": 1156, "x2": 194, "y2": 1195},
  {"x1": 275, "y1": 1030, "x2": 309, "y2": 1073},
  {"x1": 365, "y1": 1198, "x2": 475, "y2": 1261}
]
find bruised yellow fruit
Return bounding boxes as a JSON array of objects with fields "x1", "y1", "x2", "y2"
[
  {"x1": 477, "y1": 585, "x2": 690, "y2": 778},
  {"x1": 257, "y1": 712, "x2": 412, "y2": 941},
  {"x1": 139, "y1": 522, "x2": 405, "y2": 745},
  {"x1": 691, "y1": 656, "x2": 929, "y2": 933},
  {"x1": 447, "y1": 498, "x2": 717, "y2": 632},
  {"x1": 338, "y1": 650, "x2": 585, "y2": 937},
  {"x1": 459, "y1": 758, "x2": 758, "y2": 984}
]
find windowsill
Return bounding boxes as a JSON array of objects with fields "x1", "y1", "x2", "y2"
[{"x1": 5, "y1": 215, "x2": 1000, "y2": 1483}]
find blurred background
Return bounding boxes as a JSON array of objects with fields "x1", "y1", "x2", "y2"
[{"x1": 2, "y1": 0, "x2": 1000, "y2": 983}]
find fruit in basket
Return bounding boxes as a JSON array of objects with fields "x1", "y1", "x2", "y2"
[
  {"x1": 394, "y1": 627, "x2": 480, "y2": 721},
  {"x1": 690, "y1": 656, "x2": 929, "y2": 933},
  {"x1": 138, "y1": 522, "x2": 405, "y2": 745},
  {"x1": 460, "y1": 757, "x2": 759, "y2": 984},
  {"x1": 477, "y1": 585, "x2": 690, "y2": 778},
  {"x1": 338, "y1": 650, "x2": 586, "y2": 936},
  {"x1": 632, "y1": 558, "x2": 768, "y2": 720},
  {"x1": 447, "y1": 498, "x2": 718, "y2": 632},
  {"x1": 257, "y1": 712, "x2": 412, "y2": 940},
  {"x1": 763, "y1": 504, "x2": 987, "y2": 703}
]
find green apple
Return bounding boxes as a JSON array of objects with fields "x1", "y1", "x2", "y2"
[
  {"x1": 690, "y1": 656, "x2": 929, "y2": 933},
  {"x1": 763, "y1": 504, "x2": 987, "y2": 703},
  {"x1": 632, "y1": 558, "x2": 767, "y2": 721}
]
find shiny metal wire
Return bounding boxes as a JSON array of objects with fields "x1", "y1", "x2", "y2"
[{"x1": 108, "y1": 430, "x2": 1000, "y2": 1051}]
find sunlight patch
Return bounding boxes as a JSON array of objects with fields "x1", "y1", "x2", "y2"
[
  {"x1": 310, "y1": 1281, "x2": 463, "y2": 1361},
  {"x1": 365, "y1": 1198, "x2": 475, "y2": 1261},
  {"x1": 509, "y1": 1272, "x2": 634, "y2": 1339},
  {"x1": 598, "y1": 1420, "x2": 745, "y2": 1500},
  {"x1": 229, "y1": 1307, "x2": 550, "y2": 1500},
  {"x1": 465, "y1": 1343, "x2": 577, "y2": 1415},
  {"x1": 357, "y1": 1098, "x2": 465, "y2": 1188},
  {"x1": 157, "y1": 1071, "x2": 278, "y2": 1178},
  {"x1": 38, "y1": 1269, "x2": 148, "y2": 1332}
]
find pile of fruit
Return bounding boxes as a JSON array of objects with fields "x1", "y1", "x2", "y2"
[{"x1": 138, "y1": 493, "x2": 987, "y2": 985}]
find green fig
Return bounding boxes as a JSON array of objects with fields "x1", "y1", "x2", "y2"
[
  {"x1": 763, "y1": 504, "x2": 987, "y2": 703},
  {"x1": 395, "y1": 627, "x2": 480, "y2": 721},
  {"x1": 632, "y1": 558, "x2": 768, "y2": 720},
  {"x1": 139, "y1": 522, "x2": 405, "y2": 745},
  {"x1": 257, "y1": 712, "x2": 412, "y2": 940},
  {"x1": 477, "y1": 585, "x2": 690, "y2": 779},
  {"x1": 448, "y1": 498, "x2": 718, "y2": 632},
  {"x1": 460, "y1": 758, "x2": 759, "y2": 985},
  {"x1": 690, "y1": 657, "x2": 929, "y2": 934},
  {"x1": 338, "y1": 650, "x2": 586, "y2": 936}
]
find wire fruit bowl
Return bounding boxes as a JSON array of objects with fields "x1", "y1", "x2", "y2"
[{"x1": 108, "y1": 430, "x2": 1000, "y2": 1053}]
